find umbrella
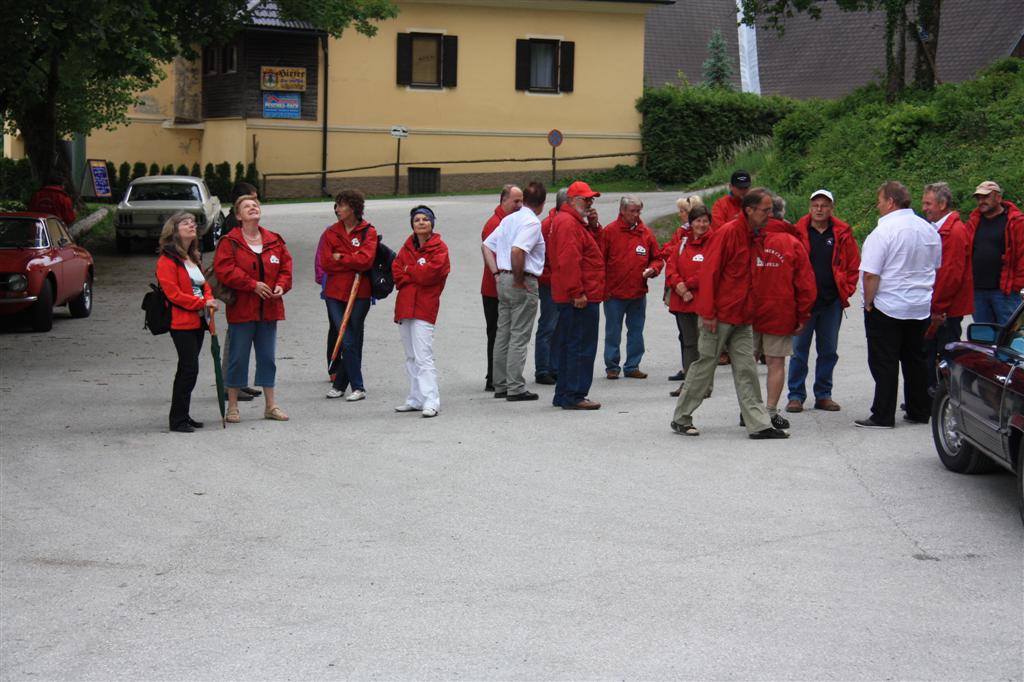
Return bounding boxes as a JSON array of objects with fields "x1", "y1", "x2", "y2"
[
  {"x1": 207, "y1": 310, "x2": 227, "y2": 428},
  {"x1": 328, "y1": 273, "x2": 362, "y2": 378}
]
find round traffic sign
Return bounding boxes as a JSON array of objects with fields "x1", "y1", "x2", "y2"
[{"x1": 547, "y1": 129, "x2": 563, "y2": 148}]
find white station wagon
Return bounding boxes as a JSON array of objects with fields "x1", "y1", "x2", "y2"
[{"x1": 115, "y1": 176, "x2": 223, "y2": 253}]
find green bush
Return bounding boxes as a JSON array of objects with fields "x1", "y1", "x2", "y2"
[
  {"x1": 132, "y1": 162, "x2": 147, "y2": 180},
  {"x1": 190, "y1": 162, "x2": 201, "y2": 178},
  {"x1": 118, "y1": 162, "x2": 131, "y2": 189},
  {"x1": 0, "y1": 157, "x2": 34, "y2": 202},
  {"x1": 161, "y1": 164, "x2": 174, "y2": 175},
  {"x1": 148, "y1": 163, "x2": 160, "y2": 176},
  {"x1": 234, "y1": 162, "x2": 245, "y2": 186},
  {"x1": 880, "y1": 103, "x2": 938, "y2": 159},
  {"x1": 244, "y1": 162, "x2": 259, "y2": 187},
  {"x1": 175, "y1": 164, "x2": 189, "y2": 176}
]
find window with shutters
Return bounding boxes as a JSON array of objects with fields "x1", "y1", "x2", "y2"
[
  {"x1": 396, "y1": 33, "x2": 458, "y2": 89},
  {"x1": 202, "y1": 46, "x2": 218, "y2": 75},
  {"x1": 515, "y1": 39, "x2": 575, "y2": 94}
]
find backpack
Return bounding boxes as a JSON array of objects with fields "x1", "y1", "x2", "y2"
[
  {"x1": 141, "y1": 283, "x2": 172, "y2": 335},
  {"x1": 362, "y1": 227, "x2": 396, "y2": 300}
]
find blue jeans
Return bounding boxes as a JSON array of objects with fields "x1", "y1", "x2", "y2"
[
  {"x1": 787, "y1": 298, "x2": 842, "y2": 402},
  {"x1": 553, "y1": 302, "x2": 600, "y2": 407},
  {"x1": 226, "y1": 321, "x2": 277, "y2": 388},
  {"x1": 973, "y1": 289, "x2": 1022, "y2": 325},
  {"x1": 603, "y1": 296, "x2": 646, "y2": 373},
  {"x1": 534, "y1": 284, "x2": 560, "y2": 378},
  {"x1": 327, "y1": 297, "x2": 371, "y2": 392}
]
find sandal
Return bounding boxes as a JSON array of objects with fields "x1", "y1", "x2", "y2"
[
  {"x1": 264, "y1": 405, "x2": 289, "y2": 421},
  {"x1": 225, "y1": 407, "x2": 240, "y2": 424},
  {"x1": 671, "y1": 421, "x2": 700, "y2": 436}
]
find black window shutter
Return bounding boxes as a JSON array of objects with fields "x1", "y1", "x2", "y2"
[
  {"x1": 515, "y1": 39, "x2": 531, "y2": 91},
  {"x1": 396, "y1": 33, "x2": 412, "y2": 86},
  {"x1": 559, "y1": 41, "x2": 575, "y2": 93},
  {"x1": 442, "y1": 35, "x2": 458, "y2": 88}
]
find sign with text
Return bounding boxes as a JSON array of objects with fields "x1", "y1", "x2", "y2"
[
  {"x1": 84, "y1": 159, "x2": 112, "y2": 198},
  {"x1": 390, "y1": 126, "x2": 409, "y2": 139},
  {"x1": 260, "y1": 66, "x2": 306, "y2": 92},
  {"x1": 262, "y1": 92, "x2": 301, "y2": 119}
]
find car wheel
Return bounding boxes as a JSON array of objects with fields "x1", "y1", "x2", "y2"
[
  {"x1": 931, "y1": 383, "x2": 990, "y2": 473},
  {"x1": 116, "y1": 233, "x2": 131, "y2": 254},
  {"x1": 30, "y1": 280, "x2": 54, "y2": 332},
  {"x1": 69, "y1": 274, "x2": 93, "y2": 318}
]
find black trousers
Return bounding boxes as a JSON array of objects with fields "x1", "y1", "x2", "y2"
[
  {"x1": 925, "y1": 316, "x2": 963, "y2": 391},
  {"x1": 864, "y1": 308, "x2": 930, "y2": 425},
  {"x1": 325, "y1": 301, "x2": 338, "y2": 371},
  {"x1": 170, "y1": 328, "x2": 204, "y2": 428},
  {"x1": 482, "y1": 294, "x2": 499, "y2": 385}
]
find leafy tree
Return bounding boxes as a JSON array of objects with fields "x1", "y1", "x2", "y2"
[
  {"x1": 702, "y1": 29, "x2": 735, "y2": 89},
  {"x1": 0, "y1": 0, "x2": 399, "y2": 185}
]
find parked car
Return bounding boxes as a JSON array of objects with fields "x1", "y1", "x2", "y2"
[
  {"x1": 0, "y1": 212, "x2": 94, "y2": 332},
  {"x1": 932, "y1": 301, "x2": 1024, "y2": 522},
  {"x1": 115, "y1": 176, "x2": 222, "y2": 253}
]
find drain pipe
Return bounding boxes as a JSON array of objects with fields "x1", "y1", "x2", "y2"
[{"x1": 320, "y1": 32, "x2": 330, "y2": 197}]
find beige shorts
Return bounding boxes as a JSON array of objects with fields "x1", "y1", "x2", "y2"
[{"x1": 754, "y1": 332, "x2": 793, "y2": 358}]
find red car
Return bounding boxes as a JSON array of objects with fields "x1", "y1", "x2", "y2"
[{"x1": 0, "y1": 212, "x2": 94, "y2": 331}]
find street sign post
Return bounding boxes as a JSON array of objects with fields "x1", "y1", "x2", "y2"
[
  {"x1": 390, "y1": 126, "x2": 409, "y2": 194},
  {"x1": 547, "y1": 129, "x2": 563, "y2": 184}
]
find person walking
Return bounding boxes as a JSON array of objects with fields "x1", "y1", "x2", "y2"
[
  {"x1": 965, "y1": 180, "x2": 1024, "y2": 325},
  {"x1": 213, "y1": 194, "x2": 293, "y2": 423},
  {"x1": 534, "y1": 188, "x2": 568, "y2": 385},
  {"x1": 480, "y1": 185, "x2": 524, "y2": 391},
  {"x1": 665, "y1": 205, "x2": 712, "y2": 397},
  {"x1": 156, "y1": 212, "x2": 218, "y2": 432},
  {"x1": 392, "y1": 206, "x2": 451, "y2": 418},
  {"x1": 710, "y1": 170, "x2": 750, "y2": 228}
]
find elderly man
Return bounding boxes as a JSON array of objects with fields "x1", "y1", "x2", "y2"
[
  {"x1": 710, "y1": 170, "x2": 751, "y2": 228},
  {"x1": 482, "y1": 182, "x2": 547, "y2": 402},
  {"x1": 480, "y1": 185, "x2": 523, "y2": 391},
  {"x1": 670, "y1": 187, "x2": 789, "y2": 439},
  {"x1": 965, "y1": 181, "x2": 1024, "y2": 325},
  {"x1": 786, "y1": 189, "x2": 860, "y2": 413},
  {"x1": 599, "y1": 196, "x2": 663, "y2": 380},
  {"x1": 856, "y1": 181, "x2": 942, "y2": 428},
  {"x1": 922, "y1": 182, "x2": 973, "y2": 392}
]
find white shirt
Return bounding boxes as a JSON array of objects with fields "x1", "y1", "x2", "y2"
[
  {"x1": 482, "y1": 206, "x2": 545, "y2": 276},
  {"x1": 860, "y1": 208, "x2": 942, "y2": 320},
  {"x1": 932, "y1": 212, "x2": 953, "y2": 230}
]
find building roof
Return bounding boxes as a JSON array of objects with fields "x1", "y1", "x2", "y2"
[
  {"x1": 247, "y1": 0, "x2": 318, "y2": 32},
  {"x1": 644, "y1": 0, "x2": 741, "y2": 89}
]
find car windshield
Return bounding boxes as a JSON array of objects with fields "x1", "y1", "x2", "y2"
[
  {"x1": 128, "y1": 183, "x2": 201, "y2": 202},
  {"x1": 0, "y1": 218, "x2": 45, "y2": 248}
]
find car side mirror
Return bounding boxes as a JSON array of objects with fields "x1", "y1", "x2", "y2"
[{"x1": 966, "y1": 323, "x2": 1001, "y2": 344}]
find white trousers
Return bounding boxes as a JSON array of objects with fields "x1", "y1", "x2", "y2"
[{"x1": 399, "y1": 319, "x2": 439, "y2": 410}]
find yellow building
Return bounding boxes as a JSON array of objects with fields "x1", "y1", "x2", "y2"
[{"x1": 7, "y1": 0, "x2": 670, "y2": 198}]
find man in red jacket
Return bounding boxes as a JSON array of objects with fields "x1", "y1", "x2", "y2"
[
  {"x1": 549, "y1": 181, "x2": 605, "y2": 410},
  {"x1": 27, "y1": 175, "x2": 76, "y2": 226},
  {"x1": 922, "y1": 182, "x2": 973, "y2": 392},
  {"x1": 965, "y1": 180, "x2": 1024, "y2": 325},
  {"x1": 480, "y1": 185, "x2": 523, "y2": 391},
  {"x1": 599, "y1": 196, "x2": 663, "y2": 380},
  {"x1": 670, "y1": 188, "x2": 788, "y2": 439},
  {"x1": 710, "y1": 170, "x2": 750, "y2": 229},
  {"x1": 786, "y1": 189, "x2": 861, "y2": 413},
  {"x1": 534, "y1": 188, "x2": 568, "y2": 385}
]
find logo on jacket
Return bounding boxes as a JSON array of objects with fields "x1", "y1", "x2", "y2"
[
  {"x1": 351, "y1": 238, "x2": 361, "y2": 247},
  {"x1": 417, "y1": 257, "x2": 427, "y2": 266},
  {"x1": 635, "y1": 245, "x2": 647, "y2": 256},
  {"x1": 826, "y1": 238, "x2": 834, "y2": 247},
  {"x1": 269, "y1": 255, "x2": 280, "y2": 264},
  {"x1": 692, "y1": 254, "x2": 704, "y2": 262},
  {"x1": 756, "y1": 256, "x2": 765, "y2": 267}
]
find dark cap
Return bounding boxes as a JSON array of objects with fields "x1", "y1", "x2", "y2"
[{"x1": 730, "y1": 170, "x2": 752, "y2": 188}]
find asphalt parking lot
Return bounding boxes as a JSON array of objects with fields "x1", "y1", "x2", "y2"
[{"x1": 1, "y1": 191, "x2": 1021, "y2": 680}]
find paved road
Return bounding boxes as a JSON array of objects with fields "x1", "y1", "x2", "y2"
[{"x1": 2, "y1": 192, "x2": 1021, "y2": 680}]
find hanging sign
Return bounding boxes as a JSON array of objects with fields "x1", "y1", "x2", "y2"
[{"x1": 260, "y1": 66, "x2": 306, "y2": 92}]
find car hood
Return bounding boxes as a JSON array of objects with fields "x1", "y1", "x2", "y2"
[
  {"x1": 0, "y1": 248, "x2": 50, "y2": 271},
  {"x1": 118, "y1": 200, "x2": 204, "y2": 210}
]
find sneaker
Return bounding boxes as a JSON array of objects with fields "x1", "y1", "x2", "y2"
[
  {"x1": 394, "y1": 404, "x2": 420, "y2": 412},
  {"x1": 506, "y1": 391, "x2": 539, "y2": 402},
  {"x1": 346, "y1": 389, "x2": 366, "y2": 402},
  {"x1": 854, "y1": 417, "x2": 893, "y2": 429},
  {"x1": 771, "y1": 413, "x2": 791, "y2": 430},
  {"x1": 670, "y1": 421, "x2": 699, "y2": 436},
  {"x1": 326, "y1": 388, "x2": 344, "y2": 399},
  {"x1": 422, "y1": 407, "x2": 438, "y2": 418},
  {"x1": 749, "y1": 427, "x2": 789, "y2": 439}
]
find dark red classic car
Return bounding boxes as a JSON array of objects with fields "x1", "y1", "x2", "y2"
[
  {"x1": 933, "y1": 302, "x2": 1024, "y2": 522},
  {"x1": 0, "y1": 212, "x2": 94, "y2": 332}
]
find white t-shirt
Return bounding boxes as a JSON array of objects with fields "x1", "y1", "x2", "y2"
[
  {"x1": 183, "y1": 260, "x2": 206, "y2": 298},
  {"x1": 860, "y1": 208, "x2": 942, "y2": 320},
  {"x1": 483, "y1": 206, "x2": 545, "y2": 276}
]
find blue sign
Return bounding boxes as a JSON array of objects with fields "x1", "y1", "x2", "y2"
[
  {"x1": 547, "y1": 129, "x2": 564, "y2": 148},
  {"x1": 262, "y1": 92, "x2": 301, "y2": 119},
  {"x1": 86, "y1": 159, "x2": 112, "y2": 198}
]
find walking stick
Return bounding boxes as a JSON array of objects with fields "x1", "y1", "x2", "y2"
[{"x1": 328, "y1": 273, "x2": 362, "y2": 377}]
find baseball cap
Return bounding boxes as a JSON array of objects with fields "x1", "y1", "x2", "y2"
[
  {"x1": 973, "y1": 180, "x2": 1002, "y2": 196},
  {"x1": 730, "y1": 170, "x2": 752, "y2": 188},
  {"x1": 567, "y1": 181, "x2": 601, "y2": 199},
  {"x1": 810, "y1": 189, "x2": 834, "y2": 203}
]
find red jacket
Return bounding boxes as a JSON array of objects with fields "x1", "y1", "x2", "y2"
[
  {"x1": 751, "y1": 229, "x2": 817, "y2": 336},
  {"x1": 659, "y1": 225, "x2": 689, "y2": 261},
  {"x1": 711, "y1": 193, "x2": 742, "y2": 229},
  {"x1": 793, "y1": 214, "x2": 860, "y2": 309},
  {"x1": 600, "y1": 217, "x2": 663, "y2": 300},
  {"x1": 480, "y1": 206, "x2": 505, "y2": 297},
  {"x1": 965, "y1": 200, "x2": 1024, "y2": 295},
  {"x1": 320, "y1": 220, "x2": 377, "y2": 300},
  {"x1": 28, "y1": 185, "x2": 76, "y2": 226},
  {"x1": 932, "y1": 213, "x2": 974, "y2": 318},
  {"x1": 392, "y1": 233, "x2": 451, "y2": 325},
  {"x1": 539, "y1": 207, "x2": 558, "y2": 287},
  {"x1": 665, "y1": 228, "x2": 711, "y2": 314},
  {"x1": 156, "y1": 250, "x2": 213, "y2": 331},
  {"x1": 550, "y1": 204, "x2": 605, "y2": 304},
  {"x1": 213, "y1": 227, "x2": 293, "y2": 324},
  {"x1": 696, "y1": 214, "x2": 758, "y2": 325}
]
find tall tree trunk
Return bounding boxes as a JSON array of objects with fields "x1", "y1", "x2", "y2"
[
  {"x1": 19, "y1": 49, "x2": 61, "y2": 186},
  {"x1": 885, "y1": 0, "x2": 908, "y2": 101},
  {"x1": 913, "y1": 0, "x2": 941, "y2": 89}
]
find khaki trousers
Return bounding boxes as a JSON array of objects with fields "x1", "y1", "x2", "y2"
[{"x1": 493, "y1": 273, "x2": 539, "y2": 395}]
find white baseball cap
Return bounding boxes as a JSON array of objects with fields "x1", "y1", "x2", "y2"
[{"x1": 810, "y1": 189, "x2": 834, "y2": 203}]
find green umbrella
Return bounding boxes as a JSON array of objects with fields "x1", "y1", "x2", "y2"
[{"x1": 208, "y1": 311, "x2": 227, "y2": 428}]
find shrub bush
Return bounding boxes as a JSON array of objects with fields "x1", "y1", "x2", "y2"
[
  {"x1": 244, "y1": 163, "x2": 259, "y2": 187},
  {"x1": 148, "y1": 163, "x2": 160, "y2": 176},
  {"x1": 0, "y1": 158, "x2": 34, "y2": 202},
  {"x1": 190, "y1": 162, "x2": 201, "y2": 178},
  {"x1": 175, "y1": 164, "x2": 189, "y2": 176},
  {"x1": 118, "y1": 162, "x2": 131, "y2": 189},
  {"x1": 132, "y1": 162, "x2": 147, "y2": 180},
  {"x1": 213, "y1": 162, "x2": 232, "y2": 199}
]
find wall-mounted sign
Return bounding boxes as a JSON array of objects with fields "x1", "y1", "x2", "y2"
[
  {"x1": 83, "y1": 159, "x2": 112, "y2": 198},
  {"x1": 260, "y1": 66, "x2": 306, "y2": 92},
  {"x1": 262, "y1": 93, "x2": 301, "y2": 119}
]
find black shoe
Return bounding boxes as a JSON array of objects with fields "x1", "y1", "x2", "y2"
[
  {"x1": 739, "y1": 414, "x2": 745, "y2": 427},
  {"x1": 668, "y1": 371, "x2": 685, "y2": 381},
  {"x1": 507, "y1": 391, "x2": 539, "y2": 402},
  {"x1": 170, "y1": 422, "x2": 195, "y2": 433},
  {"x1": 535, "y1": 374, "x2": 557, "y2": 385},
  {"x1": 493, "y1": 391, "x2": 507, "y2": 399},
  {"x1": 770, "y1": 413, "x2": 790, "y2": 430},
  {"x1": 186, "y1": 418, "x2": 204, "y2": 429},
  {"x1": 485, "y1": 382, "x2": 495, "y2": 392},
  {"x1": 854, "y1": 417, "x2": 894, "y2": 429},
  {"x1": 749, "y1": 427, "x2": 788, "y2": 439},
  {"x1": 241, "y1": 386, "x2": 262, "y2": 397},
  {"x1": 236, "y1": 391, "x2": 254, "y2": 402},
  {"x1": 903, "y1": 414, "x2": 929, "y2": 424}
]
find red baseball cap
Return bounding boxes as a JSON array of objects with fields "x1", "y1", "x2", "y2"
[{"x1": 567, "y1": 181, "x2": 601, "y2": 198}]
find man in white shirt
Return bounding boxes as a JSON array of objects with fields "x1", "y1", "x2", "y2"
[
  {"x1": 482, "y1": 181, "x2": 547, "y2": 401},
  {"x1": 856, "y1": 180, "x2": 942, "y2": 428}
]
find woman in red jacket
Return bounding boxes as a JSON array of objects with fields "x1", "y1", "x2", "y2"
[
  {"x1": 392, "y1": 206, "x2": 451, "y2": 417},
  {"x1": 319, "y1": 189, "x2": 378, "y2": 402},
  {"x1": 665, "y1": 206, "x2": 711, "y2": 397},
  {"x1": 155, "y1": 212, "x2": 217, "y2": 432},
  {"x1": 213, "y1": 195, "x2": 293, "y2": 423}
]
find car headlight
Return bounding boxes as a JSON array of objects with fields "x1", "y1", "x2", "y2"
[{"x1": 8, "y1": 274, "x2": 28, "y2": 292}]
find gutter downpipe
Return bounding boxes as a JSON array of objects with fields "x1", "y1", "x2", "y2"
[{"x1": 320, "y1": 32, "x2": 330, "y2": 197}]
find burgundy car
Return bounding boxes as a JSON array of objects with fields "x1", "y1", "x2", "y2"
[
  {"x1": 933, "y1": 302, "x2": 1024, "y2": 522},
  {"x1": 0, "y1": 212, "x2": 94, "y2": 332}
]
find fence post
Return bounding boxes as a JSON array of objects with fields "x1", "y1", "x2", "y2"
[{"x1": 551, "y1": 146, "x2": 556, "y2": 185}]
